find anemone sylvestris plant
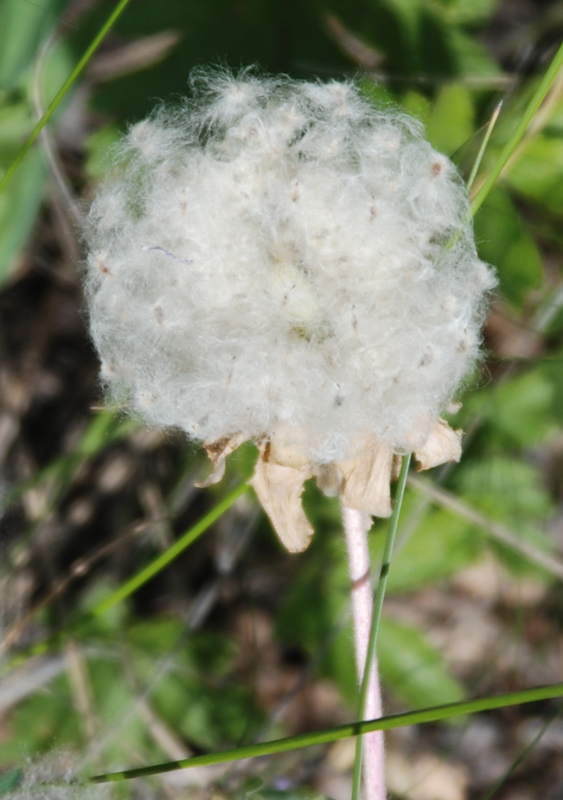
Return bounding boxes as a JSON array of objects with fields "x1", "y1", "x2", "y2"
[{"x1": 83, "y1": 70, "x2": 495, "y2": 800}]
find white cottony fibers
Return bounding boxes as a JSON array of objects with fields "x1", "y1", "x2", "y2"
[
  {"x1": 2, "y1": 751, "x2": 111, "y2": 799},
  {"x1": 84, "y1": 70, "x2": 495, "y2": 542}
]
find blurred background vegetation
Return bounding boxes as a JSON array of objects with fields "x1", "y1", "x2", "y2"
[{"x1": 0, "y1": 0, "x2": 563, "y2": 798}]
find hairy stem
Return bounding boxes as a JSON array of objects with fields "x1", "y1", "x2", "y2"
[{"x1": 342, "y1": 506, "x2": 386, "y2": 800}]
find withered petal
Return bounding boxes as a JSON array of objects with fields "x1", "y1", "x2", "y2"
[
  {"x1": 249, "y1": 451, "x2": 314, "y2": 553},
  {"x1": 195, "y1": 433, "x2": 247, "y2": 488},
  {"x1": 336, "y1": 434, "x2": 394, "y2": 517},
  {"x1": 414, "y1": 419, "x2": 462, "y2": 471}
]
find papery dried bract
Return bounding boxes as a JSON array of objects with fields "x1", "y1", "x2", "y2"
[
  {"x1": 414, "y1": 419, "x2": 462, "y2": 471},
  {"x1": 196, "y1": 433, "x2": 247, "y2": 487},
  {"x1": 249, "y1": 445, "x2": 314, "y2": 553},
  {"x1": 336, "y1": 435, "x2": 398, "y2": 518}
]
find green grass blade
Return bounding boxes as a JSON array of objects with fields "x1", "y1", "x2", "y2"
[
  {"x1": 351, "y1": 454, "x2": 411, "y2": 800},
  {"x1": 90, "y1": 482, "x2": 248, "y2": 618},
  {"x1": 0, "y1": 0, "x2": 133, "y2": 195},
  {"x1": 471, "y1": 40, "x2": 563, "y2": 216},
  {"x1": 90, "y1": 682, "x2": 563, "y2": 783},
  {"x1": 480, "y1": 704, "x2": 563, "y2": 800},
  {"x1": 3, "y1": 482, "x2": 248, "y2": 665},
  {"x1": 466, "y1": 100, "x2": 503, "y2": 192}
]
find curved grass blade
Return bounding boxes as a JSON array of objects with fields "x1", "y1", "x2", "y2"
[
  {"x1": 466, "y1": 100, "x2": 503, "y2": 192},
  {"x1": 90, "y1": 481, "x2": 248, "y2": 618},
  {"x1": 471, "y1": 40, "x2": 563, "y2": 216},
  {"x1": 479, "y1": 704, "x2": 563, "y2": 800},
  {"x1": 90, "y1": 681, "x2": 563, "y2": 783},
  {"x1": 0, "y1": 0, "x2": 134, "y2": 195},
  {"x1": 3, "y1": 482, "x2": 248, "y2": 665}
]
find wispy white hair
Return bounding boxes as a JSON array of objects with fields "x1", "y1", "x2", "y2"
[{"x1": 84, "y1": 68, "x2": 495, "y2": 465}]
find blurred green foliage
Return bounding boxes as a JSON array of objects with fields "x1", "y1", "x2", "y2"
[
  {"x1": 1, "y1": 0, "x2": 563, "y2": 795},
  {"x1": 0, "y1": 0, "x2": 73, "y2": 284},
  {"x1": 77, "y1": 0, "x2": 499, "y2": 121},
  {"x1": 474, "y1": 187, "x2": 544, "y2": 308},
  {"x1": 0, "y1": 603, "x2": 261, "y2": 765}
]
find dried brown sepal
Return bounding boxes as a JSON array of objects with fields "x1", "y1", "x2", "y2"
[
  {"x1": 195, "y1": 433, "x2": 247, "y2": 488},
  {"x1": 336, "y1": 434, "x2": 394, "y2": 517},
  {"x1": 414, "y1": 418, "x2": 462, "y2": 471},
  {"x1": 198, "y1": 419, "x2": 463, "y2": 554},
  {"x1": 249, "y1": 444, "x2": 314, "y2": 553}
]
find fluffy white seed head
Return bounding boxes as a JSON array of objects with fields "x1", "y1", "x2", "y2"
[{"x1": 84, "y1": 70, "x2": 495, "y2": 469}]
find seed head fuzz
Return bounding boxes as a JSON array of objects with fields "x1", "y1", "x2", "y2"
[{"x1": 84, "y1": 69, "x2": 495, "y2": 550}]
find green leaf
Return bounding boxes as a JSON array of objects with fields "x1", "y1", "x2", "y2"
[
  {"x1": 0, "y1": 32, "x2": 75, "y2": 286},
  {"x1": 252, "y1": 789, "x2": 328, "y2": 800},
  {"x1": 151, "y1": 671, "x2": 260, "y2": 750},
  {"x1": 84, "y1": 124, "x2": 121, "y2": 181},
  {"x1": 0, "y1": 677, "x2": 81, "y2": 762},
  {"x1": 0, "y1": 147, "x2": 46, "y2": 285},
  {"x1": 82, "y1": 0, "x2": 332, "y2": 119},
  {"x1": 370, "y1": 494, "x2": 482, "y2": 593},
  {"x1": 0, "y1": 0, "x2": 134, "y2": 197},
  {"x1": 0, "y1": 96, "x2": 33, "y2": 159},
  {"x1": 0, "y1": 0, "x2": 65, "y2": 88},
  {"x1": 454, "y1": 455, "x2": 554, "y2": 576},
  {"x1": 473, "y1": 187, "x2": 544, "y2": 308},
  {"x1": 128, "y1": 619, "x2": 237, "y2": 675},
  {"x1": 127, "y1": 617, "x2": 186, "y2": 654},
  {"x1": 401, "y1": 89, "x2": 432, "y2": 125},
  {"x1": 0, "y1": 768, "x2": 23, "y2": 794},
  {"x1": 447, "y1": 27, "x2": 501, "y2": 76},
  {"x1": 544, "y1": 96, "x2": 563, "y2": 135},
  {"x1": 436, "y1": 0, "x2": 498, "y2": 25},
  {"x1": 79, "y1": 582, "x2": 130, "y2": 633},
  {"x1": 378, "y1": 617, "x2": 465, "y2": 710},
  {"x1": 424, "y1": 83, "x2": 474, "y2": 155},
  {"x1": 506, "y1": 134, "x2": 563, "y2": 213},
  {"x1": 542, "y1": 351, "x2": 563, "y2": 425},
  {"x1": 486, "y1": 369, "x2": 558, "y2": 447},
  {"x1": 129, "y1": 622, "x2": 261, "y2": 750},
  {"x1": 457, "y1": 456, "x2": 552, "y2": 521}
]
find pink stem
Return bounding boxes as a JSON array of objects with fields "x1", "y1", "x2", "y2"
[{"x1": 342, "y1": 505, "x2": 386, "y2": 800}]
